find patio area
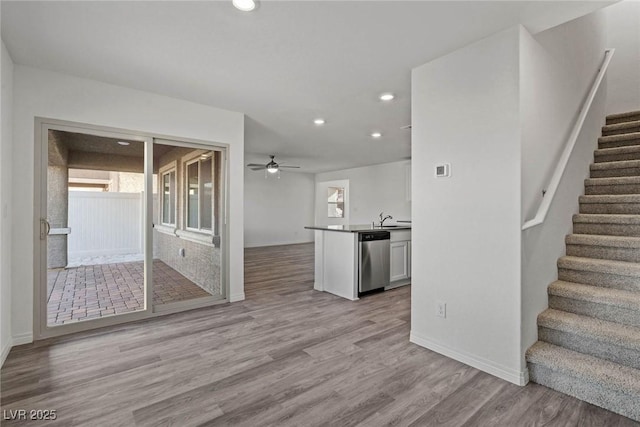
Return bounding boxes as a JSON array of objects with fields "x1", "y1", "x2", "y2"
[{"x1": 47, "y1": 260, "x2": 211, "y2": 326}]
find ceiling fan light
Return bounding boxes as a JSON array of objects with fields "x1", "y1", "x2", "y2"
[
  {"x1": 267, "y1": 166, "x2": 279, "y2": 174},
  {"x1": 232, "y1": 0, "x2": 255, "y2": 11}
]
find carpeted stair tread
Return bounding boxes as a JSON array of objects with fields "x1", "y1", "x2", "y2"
[
  {"x1": 607, "y1": 110, "x2": 640, "y2": 125},
  {"x1": 598, "y1": 132, "x2": 640, "y2": 149},
  {"x1": 585, "y1": 176, "x2": 640, "y2": 186},
  {"x1": 558, "y1": 255, "x2": 640, "y2": 277},
  {"x1": 579, "y1": 194, "x2": 640, "y2": 204},
  {"x1": 590, "y1": 159, "x2": 640, "y2": 171},
  {"x1": 590, "y1": 159, "x2": 640, "y2": 179},
  {"x1": 579, "y1": 195, "x2": 640, "y2": 214},
  {"x1": 584, "y1": 176, "x2": 640, "y2": 194},
  {"x1": 594, "y1": 145, "x2": 640, "y2": 162},
  {"x1": 526, "y1": 341, "x2": 640, "y2": 397},
  {"x1": 549, "y1": 281, "x2": 640, "y2": 311},
  {"x1": 573, "y1": 213, "x2": 640, "y2": 225},
  {"x1": 538, "y1": 309, "x2": 640, "y2": 351},
  {"x1": 572, "y1": 214, "x2": 640, "y2": 237},
  {"x1": 566, "y1": 233, "x2": 640, "y2": 262},
  {"x1": 566, "y1": 233, "x2": 640, "y2": 249},
  {"x1": 602, "y1": 120, "x2": 640, "y2": 136}
]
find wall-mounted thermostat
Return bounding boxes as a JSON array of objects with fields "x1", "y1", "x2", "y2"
[{"x1": 435, "y1": 163, "x2": 451, "y2": 177}]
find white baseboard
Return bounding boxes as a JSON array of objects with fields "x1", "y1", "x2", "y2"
[
  {"x1": 229, "y1": 292, "x2": 245, "y2": 302},
  {"x1": 1, "y1": 337, "x2": 12, "y2": 367},
  {"x1": 12, "y1": 332, "x2": 33, "y2": 346},
  {"x1": 410, "y1": 331, "x2": 529, "y2": 386}
]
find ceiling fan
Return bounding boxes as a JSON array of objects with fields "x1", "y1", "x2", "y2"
[{"x1": 247, "y1": 155, "x2": 300, "y2": 174}]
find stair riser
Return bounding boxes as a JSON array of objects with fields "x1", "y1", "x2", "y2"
[
  {"x1": 595, "y1": 152, "x2": 640, "y2": 163},
  {"x1": 579, "y1": 203, "x2": 640, "y2": 214},
  {"x1": 598, "y1": 138, "x2": 640, "y2": 150},
  {"x1": 528, "y1": 363, "x2": 640, "y2": 421},
  {"x1": 584, "y1": 183, "x2": 640, "y2": 195},
  {"x1": 538, "y1": 327, "x2": 640, "y2": 369},
  {"x1": 566, "y1": 244, "x2": 640, "y2": 262},
  {"x1": 558, "y1": 268, "x2": 640, "y2": 292},
  {"x1": 549, "y1": 296, "x2": 640, "y2": 327},
  {"x1": 572, "y1": 223, "x2": 640, "y2": 237},
  {"x1": 607, "y1": 114, "x2": 640, "y2": 125},
  {"x1": 603, "y1": 125, "x2": 640, "y2": 136}
]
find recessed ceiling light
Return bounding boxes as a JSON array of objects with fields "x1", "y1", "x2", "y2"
[
  {"x1": 379, "y1": 93, "x2": 395, "y2": 101},
  {"x1": 371, "y1": 132, "x2": 382, "y2": 138},
  {"x1": 233, "y1": 0, "x2": 256, "y2": 12},
  {"x1": 117, "y1": 141, "x2": 130, "y2": 146},
  {"x1": 314, "y1": 118, "x2": 326, "y2": 125}
]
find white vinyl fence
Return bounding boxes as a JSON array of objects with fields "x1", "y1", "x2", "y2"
[{"x1": 68, "y1": 191, "x2": 144, "y2": 258}]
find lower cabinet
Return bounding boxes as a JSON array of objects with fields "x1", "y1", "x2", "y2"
[{"x1": 390, "y1": 240, "x2": 411, "y2": 282}]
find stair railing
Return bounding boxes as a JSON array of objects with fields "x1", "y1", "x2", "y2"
[{"x1": 522, "y1": 48, "x2": 615, "y2": 231}]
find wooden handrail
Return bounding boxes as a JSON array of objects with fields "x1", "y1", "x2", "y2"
[{"x1": 522, "y1": 49, "x2": 615, "y2": 231}]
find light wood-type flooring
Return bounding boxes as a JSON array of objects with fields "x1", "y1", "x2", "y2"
[{"x1": 1, "y1": 243, "x2": 638, "y2": 426}]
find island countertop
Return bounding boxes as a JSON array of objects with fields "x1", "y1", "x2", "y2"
[{"x1": 304, "y1": 224, "x2": 412, "y2": 233}]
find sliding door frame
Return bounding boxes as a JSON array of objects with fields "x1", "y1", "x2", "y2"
[{"x1": 33, "y1": 118, "x2": 230, "y2": 340}]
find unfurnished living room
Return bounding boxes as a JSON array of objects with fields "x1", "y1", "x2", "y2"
[{"x1": 1, "y1": 1, "x2": 640, "y2": 425}]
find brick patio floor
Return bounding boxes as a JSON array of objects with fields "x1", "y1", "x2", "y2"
[{"x1": 47, "y1": 260, "x2": 211, "y2": 326}]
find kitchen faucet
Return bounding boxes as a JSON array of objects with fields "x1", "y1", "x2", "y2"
[{"x1": 379, "y1": 212, "x2": 393, "y2": 227}]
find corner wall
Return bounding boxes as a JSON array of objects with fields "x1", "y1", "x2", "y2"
[
  {"x1": 520, "y1": 10, "x2": 607, "y2": 372},
  {"x1": 411, "y1": 27, "x2": 523, "y2": 384},
  {"x1": 244, "y1": 154, "x2": 315, "y2": 248},
  {"x1": 315, "y1": 160, "x2": 411, "y2": 226},
  {"x1": 11, "y1": 66, "x2": 245, "y2": 342},
  {"x1": 1, "y1": 40, "x2": 14, "y2": 365},
  {"x1": 605, "y1": 0, "x2": 640, "y2": 115}
]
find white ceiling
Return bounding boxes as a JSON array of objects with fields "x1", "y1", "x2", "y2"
[{"x1": 1, "y1": 1, "x2": 612, "y2": 173}]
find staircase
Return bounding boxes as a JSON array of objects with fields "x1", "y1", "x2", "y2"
[{"x1": 526, "y1": 110, "x2": 640, "y2": 422}]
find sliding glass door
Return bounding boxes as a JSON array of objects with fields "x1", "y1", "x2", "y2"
[
  {"x1": 151, "y1": 140, "x2": 225, "y2": 312},
  {"x1": 36, "y1": 120, "x2": 227, "y2": 339}
]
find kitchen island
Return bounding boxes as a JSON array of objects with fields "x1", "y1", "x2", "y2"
[{"x1": 305, "y1": 225, "x2": 411, "y2": 300}]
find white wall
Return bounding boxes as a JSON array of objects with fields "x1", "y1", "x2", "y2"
[
  {"x1": 520, "y1": 11, "x2": 607, "y2": 371},
  {"x1": 244, "y1": 155, "x2": 315, "y2": 247},
  {"x1": 411, "y1": 27, "x2": 523, "y2": 384},
  {"x1": 605, "y1": 0, "x2": 640, "y2": 115},
  {"x1": 1, "y1": 40, "x2": 14, "y2": 365},
  {"x1": 11, "y1": 66, "x2": 245, "y2": 343},
  {"x1": 315, "y1": 160, "x2": 411, "y2": 226}
]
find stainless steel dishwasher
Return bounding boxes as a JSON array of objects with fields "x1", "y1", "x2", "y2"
[{"x1": 358, "y1": 231, "x2": 390, "y2": 294}]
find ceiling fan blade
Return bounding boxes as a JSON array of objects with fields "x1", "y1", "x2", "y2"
[
  {"x1": 279, "y1": 165, "x2": 300, "y2": 169},
  {"x1": 249, "y1": 166, "x2": 265, "y2": 171},
  {"x1": 246, "y1": 163, "x2": 265, "y2": 167}
]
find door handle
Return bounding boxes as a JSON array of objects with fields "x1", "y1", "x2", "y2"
[{"x1": 40, "y1": 218, "x2": 51, "y2": 239}]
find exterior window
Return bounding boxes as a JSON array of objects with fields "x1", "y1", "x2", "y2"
[
  {"x1": 186, "y1": 153, "x2": 214, "y2": 232},
  {"x1": 161, "y1": 170, "x2": 176, "y2": 225},
  {"x1": 328, "y1": 187, "x2": 344, "y2": 218}
]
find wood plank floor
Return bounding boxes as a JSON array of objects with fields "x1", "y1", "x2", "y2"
[{"x1": 1, "y1": 243, "x2": 638, "y2": 426}]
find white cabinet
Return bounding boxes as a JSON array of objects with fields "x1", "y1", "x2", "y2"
[{"x1": 390, "y1": 240, "x2": 411, "y2": 282}]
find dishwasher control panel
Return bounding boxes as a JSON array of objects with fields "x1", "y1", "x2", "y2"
[{"x1": 359, "y1": 231, "x2": 390, "y2": 241}]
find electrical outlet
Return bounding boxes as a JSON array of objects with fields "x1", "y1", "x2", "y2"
[{"x1": 436, "y1": 301, "x2": 446, "y2": 318}]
